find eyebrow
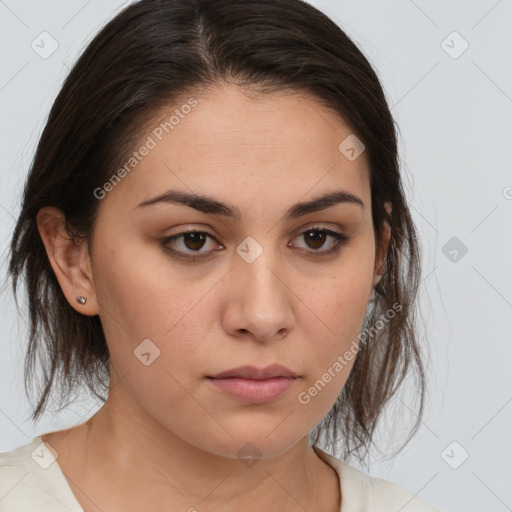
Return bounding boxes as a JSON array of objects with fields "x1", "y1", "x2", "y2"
[{"x1": 136, "y1": 188, "x2": 364, "y2": 220}]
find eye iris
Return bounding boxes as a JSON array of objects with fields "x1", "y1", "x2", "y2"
[
  {"x1": 305, "y1": 230, "x2": 326, "y2": 249},
  {"x1": 184, "y1": 232, "x2": 207, "y2": 250}
]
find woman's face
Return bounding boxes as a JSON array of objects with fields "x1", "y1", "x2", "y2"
[{"x1": 85, "y1": 83, "x2": 384, "y2": 459}]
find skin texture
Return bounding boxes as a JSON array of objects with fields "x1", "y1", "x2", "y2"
[{"x1": 37, "y1": 83, "x2": 391, "y2": 512}]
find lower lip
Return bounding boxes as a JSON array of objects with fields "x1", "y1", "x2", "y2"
[{"x1": 207, "y1": 377, "x2": 297, "y2": 404}]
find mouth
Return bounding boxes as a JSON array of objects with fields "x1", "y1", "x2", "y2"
[
  {"x1": 207, "y1": 364, "x2": 299, "y2": 380},
  {"x1": 206, "y1": 364, "x2": 300, "y2": 404}
]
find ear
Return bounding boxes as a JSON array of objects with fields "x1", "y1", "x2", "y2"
[
  {"x1": 373, "y1": 201, "x2": 392, "y2": 287},
  {"x1": 37, "y1": 206, "x2": 99, "y2": 316}
]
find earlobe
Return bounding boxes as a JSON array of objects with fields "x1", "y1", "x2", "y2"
[{"x1": 36, "y1": 206, "x2": 98, "y2": 316}]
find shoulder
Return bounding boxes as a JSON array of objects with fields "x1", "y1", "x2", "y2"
[
  {"x1": 0, "y1": 438, "x2": 33, "y2": 510},
  {"x1": 313, "y1": 446, "x2": 441, "y2": 512},
  {"x1": 0, "y1": 436, "x2": 82, "y2": 511},
  {"x1": 362, "y1": 471, "x2": 440, "y2": 512}
]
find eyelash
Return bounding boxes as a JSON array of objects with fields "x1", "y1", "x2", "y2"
[{"x1": 160, "y1": 227, "x2": 350, "y2": 262}]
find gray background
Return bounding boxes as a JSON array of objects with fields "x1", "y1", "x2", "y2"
[{"x1": 1, "y1": 1, "x2": 511, "y2": 511}]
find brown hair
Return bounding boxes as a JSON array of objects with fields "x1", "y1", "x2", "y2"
[{"x1": 6, "y1": 0, "x2": 426, "y2": 465}]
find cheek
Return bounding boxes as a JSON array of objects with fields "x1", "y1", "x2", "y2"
[
  {"x1": 292, "y1": 244, "x2": 374, "y2": 406},
  {"x1": 292, "y1": 293, "x2": 369, "y2": 428},
  {"x1": 93, "y1": 233, "x2": 194, "y2": 332},
  {"x1": 91, "y1": 236, "x2": 219, "y2": 383},
  {"x1": 92, "y1": 245, "x2": 213, "y2": 432},
  {"x1": 299, "y1": 245, "x2": 374, "y2": 345}
]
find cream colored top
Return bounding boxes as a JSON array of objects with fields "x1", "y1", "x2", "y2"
[{"x1": 0, "y1": 436, "x2": 440, "y2": 511}]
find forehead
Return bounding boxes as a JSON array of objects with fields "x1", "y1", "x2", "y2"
[{"x1": 104, "y1": 84, "x2": 371, "y2": 215}]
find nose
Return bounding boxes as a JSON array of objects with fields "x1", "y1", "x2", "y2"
[{"x1": 221, "y1": 241, "x2": 294, "y2": 342}]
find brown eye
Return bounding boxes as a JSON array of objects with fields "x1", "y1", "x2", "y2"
[
  {"x1": 182, "y1": 232, "x2": 208, "y2": 251},
  {"x1": 161, "y1": 227, "x2": 349, "y2": 262},
  {"x1": 303, "y1": 229, "x2": 327, "y2": 250},
  {"x1": 291, "y1": 227, "x2": 349, "y2": 256},
  {"x1": 160, "y1": 230, "x2": 221, "y2": 260}
]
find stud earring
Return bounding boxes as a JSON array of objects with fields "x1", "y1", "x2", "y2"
[{"x1": 76, "y1": 296, "x2": 87, "y2": 305}]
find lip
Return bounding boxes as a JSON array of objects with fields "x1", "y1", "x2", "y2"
[
  {"x1": 206, "y1": 365, "x2": 300, "y2": 404},
  {"x1": 208, "y1": 364, "x2": 299, "y2": 380}
]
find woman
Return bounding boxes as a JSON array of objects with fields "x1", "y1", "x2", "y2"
[{"x1": 1, "y1": 0, "x2": 439, "y2": 510}]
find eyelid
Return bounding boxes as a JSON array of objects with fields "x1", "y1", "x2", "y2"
[
  {"x1": 289, "y1": 226, "x2": 349, "y2": 256},
  {"x1": 160, "y1": 224, "x2": 350, "y2": 260}
]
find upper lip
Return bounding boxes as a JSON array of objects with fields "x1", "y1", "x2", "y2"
[{"x1": 208, "y1": 364, "x2": 299, "y2": 380}]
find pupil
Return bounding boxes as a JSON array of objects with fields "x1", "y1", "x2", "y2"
[
  {"x1": 306, "y1": 230, "x2": 325, "y2": 249},
  {"x1": 185, "y1": 232, "x2": 205, "y2": 250}
]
